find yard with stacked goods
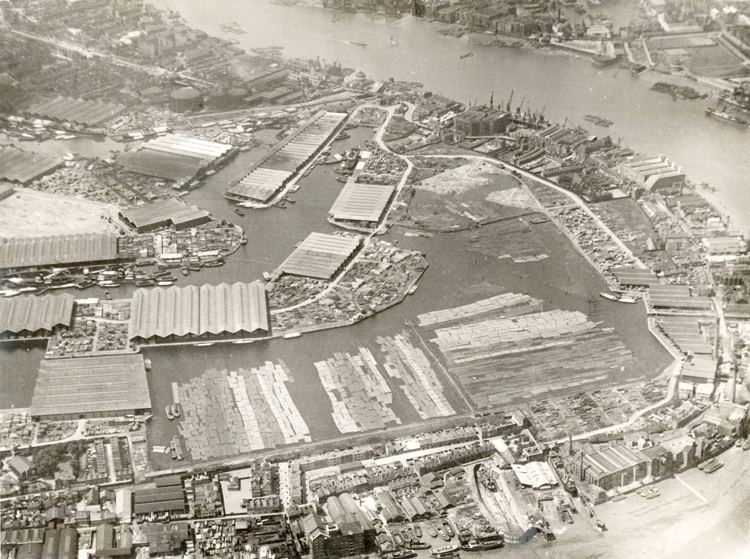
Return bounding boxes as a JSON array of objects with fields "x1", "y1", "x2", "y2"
[{"x1": 415, "y1": 293, "x2": 634, "y2": 409}]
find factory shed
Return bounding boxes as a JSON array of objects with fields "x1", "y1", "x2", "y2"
[
  {"x1": 138, "y1": 523, "x2": 190, "y2": 555},
  {"x1": 42, "y1": 529, "x2": 59, "y2": 559},
  {"x1": 681, "y1": 356, "x2": 717, "y2": 384},
  {"x1": 278, "y1": 233, "x2": 361, "y2": 280},
  {"x1": 329, "y1": 182, "x2": 395, "y2": 224},
  {"x1": 26, "y1": 96, "x2": 125, "y2": 126},
  {"x1": 0, "y1": 294, "x2": 74, "y2": 339},
  {"x1": 648, "y1": 284, "x2": 713, "y2": 312},
  {"x1": 118, "y1": 134, "x2": 232, "y2": 182},
  {"x1": 119, "y1": 198, "x2": 211, "y2": 233},
  {"x1": 16, "y1": 543, "x2": 43, "y2": 559},
  {"x1": 612, "y1": 267, "x2": 658, "y2": 287},
  {"x1": 511, "y1": 461, "x2": 558, "y2": 489},
  {"x1": 30, "y1": 354, "x2": 152, "y2": 420},
  {"x1": 0, "y1": 148, "x2": 63, "y2": 184},
  {"x1": 128, "y1": 281, "x2": 269, "y2": 344},
  {"x1": 0, "y1": 233, "x2": 120, "y2": 270},
  {"x1": 134, "y1": 485, "x2": 186, "y2": 516}
]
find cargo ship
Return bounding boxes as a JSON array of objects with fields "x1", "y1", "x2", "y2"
[{"x1": 705, "y1": 107, "x2": 749, "y2": 126}]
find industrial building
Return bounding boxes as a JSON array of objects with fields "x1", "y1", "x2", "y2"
[
  {"x1": 619, "y1": 156, "x2": 686, "y2": 193},
  {"x1": 0, "y1": 148, "x2": 63, "y2": 184},
  {"x1": 611, "y1": 266, "x2": 659, "y2": 288},
  {"x1": 647, "y1": 284, "x2": 713, "y2": 312},
  {"x1": 25, "y1": 96, "x2": 126, "y2": 127},
  {"x1": 0, "y1": 233, "x2": 120, "y2": 270},
  {"x1": 41, "y1": 528, "x2": 77, "y2": 559},
  {"x1": 298, "y1": 510, "x2": 368, "y2": 559},
  {"x1": 277, "y1": 233, "x2": 361, "y2": 280},
  {"x1": 119, "y1": 198, "x2": 211, "y2": 233},
  {"x1": 225, "y1": 111, "x2": 347, "y2": 203},
  {"x1": 29, "y1": 354, "x2": 152, "y2": 420},
  {"x1": 572, "y1": 445, "x2": 650, "y2": 491},
  {"x1": 134, "y1": 476, "x2": 187, "y2": 517},
  {"x1": 655, "y1": 316, "x2": 714, "y2": 354},
  {"x1": 681, "y1": 356, "x2": 718, "y2": 385},
  {"x1": 454, "y1": 106, "x2": 511, "y2": 137},
  {"x1": 137, "y1": 523, "x2": 190, "y2": 556},
  {"x1": 329, "y1": 182, "x2": 395, "y2": 225},
  {"x1": 128, "y1": 281, "x2": 270, "y2": 344},
  {"x1": 118, "y1": 134, "x2": 233, "y2": 182},
  {"x1": 0, "y1": 293, "x2": 74, "y2": 339}
]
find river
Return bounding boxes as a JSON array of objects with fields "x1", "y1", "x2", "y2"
[{"x1": 156, "y1": 0, "x2": 750, "y2": 233}]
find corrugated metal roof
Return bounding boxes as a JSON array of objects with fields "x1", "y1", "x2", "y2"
[
  {"x1": 278, "y1": 233, "x2": 361, "y2": 280},
  {"x1": 119, "y1": 198, "x2": 210, "y2": 230},
  {"x1": 26, "y1": 96, "x2": 126, "y2": 126},
  {"x1": 0, "y1": 294, "x2": 74, "y2": 334},
  {"x1": 0, "y1": 233, "x2": 119, "y2": 269},
  {"x1": 30, "y1": 354, "x2": 151, "y2": 418},
  {"x1": 330, "y1": 182, "x2": 395, "y2": 223},
  {"x1": 226, "y1": 111, "x2": 346, "y2": 202},
  {"x1": 128, "y1": 281, "x2": 269, "y2": 340},
  {"x1": 0, "y1": 148, "x2": 63, "y2": 184}
]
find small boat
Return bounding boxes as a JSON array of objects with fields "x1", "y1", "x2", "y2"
[
  {"x1": 619, "y1": 296, "x2": 638, "y2": 304},
  {"x1": 165, "y1": 406, "x2": 175, "y2": 420},
  {"x1": 283, "y1": 332, "x2": 302, "y2": 339},
  {"x1": 389, "y1": 35, "x2": 399, "y2": 46},
  {"x1": 203, "y1": 259, "x2": 224, "y2": 267},
  {"x1": 181, "y1": 268, "x2": 189, "y2": 276},
  {"x1": 427, "y1": 525, "x2": 438, "y2": 538},
  {"x1": 194, "y1": 342, "x2": 215, "y2": 347},
  {"x1": 414, "y1": 526, "x2": 422, "y2": 539},
  {"x1": 156, "y1": 280, "x2": 174, "y2": 286},
  {"x1": 348, "y1": 40, "x2": 368, "y2": 47},
  {"x1": 600, "y1": 292, "x2": 618, "y2": 301},
  {"x1": 235, "y1": 208, "x2": 246, "y2": 216},
  {"x1": 171, "y1": 403, "x2": 181, "y2": 419},
  {"x1": 144, "y1": 358, "x2": 152, "y2": 371},
  {"x1": 431, "y1": 545, "x2": 459, "y2": 556},
  {"x1": 408, "y1": 285, "x2": 418, "y2": 295},
  {"x1": 262, "y1": 271, "x2": 272, "y2": 281},
  {"x1": 459, "y1": 51, "x2": 474, "y2": 59}
]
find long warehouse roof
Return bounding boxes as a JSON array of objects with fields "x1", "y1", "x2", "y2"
[
  {"x1": 225, "y1": 111, "x2": 346, "y2": 201},
  {"x1": 278, "y1": 233, "x2": 361, "y2": 280},
  {"x1": 30, "y1": 354, "x2": 151, "y2": 418},
  {"x1": 119, "y1": 198, "x2": 210, "y2": 230},
  {"x1": 0, "y1": 293, "x2": 74, "y2": 334},
  {"x1": 330, "y1": 182, "x2": 395, "y2": 223},
  {"x1": 26, "y1": 96, "x2": 126, "y2": 126},
  {"x1": 0, "y1": 233, "x2": 119, "y2": 269},
  {"x1": 128, "y1": 281, "x2": 269, "y2": 340},
  {"x1": 0, "y1": 148, "x2": 63, "y2": 184},
  {"x1": 142, "y1": 134, "x2": 232, "y2": 161}
]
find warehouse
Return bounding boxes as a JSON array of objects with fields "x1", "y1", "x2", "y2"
[
  {"x1": 0, "y1": 148, "x2": 63, "y2": 184},
  {"x1": 681, "y1": 356, "x2": 718, "y2": 385},
  {"x1": 0, "y1": 293, "x2": 74, "y2": 339},
  {"x1": 134, "y1": 479, "x2": 186, "y2": 517},
  {"x1": 128, "y1": 281, "x2": 269, "y2": 344},
  {"x1": 119, "y1": 198, "x2": 211, "y2": 233},
  {"x1": 572, "y1": 445, "x2": 650, "y2": 491},
  {"x1": 118, "y1": 134, "x2": 233, "y2": 182},
  {"x1": 25, "y1": 96, "x2": 126, "y2": 127},
  {"x1": 225, "y1": 111, "x2": 347, "y2": 203},
  {"x1": 277, "y1": 233, "x2": 361, "y2": 280},
  {"x1": 329, "y1": 182, "x2": 395, "y2": 224},
  {"x1": 611, "y1": 266, "x2": 658, "y2": 288},
  {"x1": 647, "y1": 284, "x2": 713, "y2": 313},
  {"x1": 0, "y1": 233, "x2": 121, "y2": 270},
  {"x1": 29, "y1": 354, "x2": 152, "y2": 420}
]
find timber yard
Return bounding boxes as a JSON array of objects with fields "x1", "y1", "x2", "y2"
[{"x1": 1, "y1": 1, "x2": 750, "y2": 559}]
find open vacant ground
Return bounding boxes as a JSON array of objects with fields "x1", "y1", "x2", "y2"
[{"x1": 0, "y1": 188, "x2": 122, "y2": 238}]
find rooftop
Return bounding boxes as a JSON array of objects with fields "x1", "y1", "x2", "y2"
[
  {"x1": 0, "y1": 232, "x2": 120, "y2": 269},
  {"x1": 330, "y1": 182, "x2": 395, "y2": 223},
  {"x1": 278, "y1": 233, "x2": 361, "y2": 280},
  {"x1": 30, "y1": 354, "x2": 152, "y2": 418},
  {"x1": 128, "y1": 281, "x2": 269, "y2": 340},
  {"x1": 0, "y1": 293, "x2": 74, "y2": 335},
  {"x1": 0, "y1": 148, "x2": 63, "y2": 184}
]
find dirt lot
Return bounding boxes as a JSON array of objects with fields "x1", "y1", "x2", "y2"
[{"x1": 0, "y1": 188, "x2": 122, "y2": 237}]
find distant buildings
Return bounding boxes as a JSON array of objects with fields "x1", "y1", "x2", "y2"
[
  {"x1": 619, "y1": 156, "x2": 686, "y2": 194},
  {"x1": 570, "y1": 443, "x2": 673, "y2": 491},
  {"x1": 296, "y1": 493, "x2": 374, "y2": 559},
  {"x1": 119, "y1": 198, "x2": 212, "y2": 233}
]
